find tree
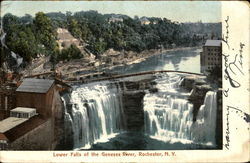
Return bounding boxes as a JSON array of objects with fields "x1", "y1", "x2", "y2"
[
  {"x1": 57, "y1": 44, "x2": 82, "y2": 61},
  {"x1": 34, "y1": 12, "x2": 57, "y2": 54},
  {"x1": 6, "y1": 26, "x2": 38, "y2": 62}
]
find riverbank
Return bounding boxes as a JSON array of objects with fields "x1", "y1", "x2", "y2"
[
  {"x1": 22, "y1": 46, "x2": 201, "y2": 80},
  {"x1": 57, "y1": 46, "x2": 201, "y2": 79}
]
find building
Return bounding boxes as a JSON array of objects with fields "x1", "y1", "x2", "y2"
[
  {"x1": 108, "y1": 17, "x2": 123, "y2": 23},
  {"x1": 10, "y1": 107, "x2": 37, "y2": 118},
  {"x1": 0, "y1": 107, "x2": 51, "y2": 150},
  {"x1": 140, "y1": 17, "x2": 150, "y2": 25},
  {"x1": 56, "y1": 28, "x2": 85, "y2": 53},
  {"x1": 16, "y1": 78, "x2": 55, "y2": 118},
  {"x1": 200, "y1": 40, "x2": 222, "y2": 73},
  {"x1": 0, "y1": 83, "x2": 17, "y2": 120},
  {"x1": 0, "y1": 78, "x2": 64, "y2": 150}
]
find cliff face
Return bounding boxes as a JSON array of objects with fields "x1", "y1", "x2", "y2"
[
  {"x1": 56, "y1": 91, "x2": 74, "y2": 150},
  {"x1": 118, "y1": 78, "x2": 156, "y2": 131},
  {"x1": 52, "y1": 87, "x2": 65, "y2": 149},
  {"x1": 58, "y1": 73, "x2": 222, "y2": 149},
  {"x1": 180, "y1": 75, "x2": 212, "y2": 122},
  {"x1": 180, "y1": 75, "x2": 222, "y2": 149},
  {"x1": 122, "y1": 91, "x2": 145, "y2": 131}
]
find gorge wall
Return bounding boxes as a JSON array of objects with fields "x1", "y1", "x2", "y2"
[{"x1": 60, "y1": 73, "x2": 222, "y2": 149}]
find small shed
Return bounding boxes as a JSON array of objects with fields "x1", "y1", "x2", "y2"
[
  {"x1": 10, "y1": 107, "x2": 37, "y2": 119},
  {"x1": 16, "y1": 78, "x2": 55, "y2": 117}
]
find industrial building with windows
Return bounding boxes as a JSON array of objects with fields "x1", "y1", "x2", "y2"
[
  {"x1": 200, "y1": 40, "x2": 222, "y2": 73},
  {"x1": 0, "y1": 78, "x2": 64, "y2": 150}
]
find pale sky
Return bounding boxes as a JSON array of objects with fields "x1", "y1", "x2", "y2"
[{"x1": 1, "y1": 1, "x2": 221, "y2": 23}]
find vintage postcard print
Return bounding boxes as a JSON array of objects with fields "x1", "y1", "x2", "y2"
[{"x1": 0, "y1": 1, "x2": 249, "y2": 162}]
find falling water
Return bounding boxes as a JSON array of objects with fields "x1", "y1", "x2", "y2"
[
  {"x1": 144, "y1": 73, "x2": 218, "y2": 146},
  {"x1": 191, "y1": 91, "x2": 217, "y2": 146},
  {"x1": 63, "y1": 82, "x2": 125, "y2": 149},
  {"x1": 144, "y1": 73, "x2": 194, "y2": 144}
]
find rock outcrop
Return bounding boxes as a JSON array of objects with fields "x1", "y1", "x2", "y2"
[{"x1": 122, "y1": 91, "x2": 145, "y2": 131}]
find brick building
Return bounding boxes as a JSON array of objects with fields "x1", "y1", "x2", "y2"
[
  {"x1": 0, "y1": 78, "x2": 63, "y2": 150},
  {"x1": 200, "y1": 40, "x2": 222, "y2": 73},
  {"x1": 16, "y1": 78, "x2": 55, "y2": 118}
]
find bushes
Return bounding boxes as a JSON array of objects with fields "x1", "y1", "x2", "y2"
[{"x1": 57, "y1": 44, "x2": 82, "y2": 61}]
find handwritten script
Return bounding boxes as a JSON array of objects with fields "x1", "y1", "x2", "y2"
[
  {"x1": 222, "y1": 16, "x2": 249, "y2": 150},
  {"x1": 222, "y1": 16, "x2": 245, "y2": 97}
]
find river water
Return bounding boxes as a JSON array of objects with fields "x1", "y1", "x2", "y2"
[
  {"x1": 62, "y1": 47, "x2": 219, "y2": 150},
  {"x1": 106, "y1": 47, "x2": 201, "y2": 74}
]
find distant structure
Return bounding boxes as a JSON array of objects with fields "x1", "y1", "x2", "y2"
[
  {"x1": 56, "y1": 28, "x2": 95, "y2": 60},
  {"x1": 0, "y1": 81, "x2": 17, "y2": 120},
  {"x1": 108, "y1": 16, "x2": 123, "y2": 23},
  {"x1": 0, "y1": 78, "x2": 63, "y2": 150},
  {"x1": 56, "y1": 28, "x2": 82, "y2": 50},
  {"x1": 200, "y1": 40, "x2": 222, "y2": 73},
  {"x1": 140, "y1": 17, "x2": 150, "y2": 25}
]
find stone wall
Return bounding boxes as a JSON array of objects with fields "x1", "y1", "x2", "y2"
[
  {"x1": 122, "y1": 91, "x2": 145, "y2": 131},
  {"x1": 10, "y1": 119, "x2": 53, "y2": 150}
]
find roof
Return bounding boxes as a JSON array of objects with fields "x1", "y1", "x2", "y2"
[
  {"x1": 205, "y1": 40, "x2": 221, "y2": 47},
  {"x1": 140, "y1": 17, "x2": 149, "y2": 22},
  {"x1": 0, "y1": 117, "x2": 28, "y2": 133},
  {"x1": 16, "y1": 78, "x2": 54, "y2": 93},
  {"x1": 4, "y1": 116, "x2": 47, "y2": 142},
  {"x1": 11, "y1": 107, "x2": 36, "y2": 113}
]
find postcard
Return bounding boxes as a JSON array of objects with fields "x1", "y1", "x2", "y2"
[{"x1": 0, "y1": 1, "x2": 249, "y2": 162}]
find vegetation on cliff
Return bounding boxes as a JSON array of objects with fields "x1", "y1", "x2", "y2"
[{"x1": 1, "y1": 11, "x2": 221, "y2": 66}]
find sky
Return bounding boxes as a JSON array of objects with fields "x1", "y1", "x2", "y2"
[{"x1": 1, "y1": 1, "x2": 221, "y2": 23}]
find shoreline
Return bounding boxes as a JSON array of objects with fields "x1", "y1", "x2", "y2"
[
  {"x1": 24, "y1": 46, "x2": 201, "y2": 79},
  {"x1": 103, "y1": 46, "x2": 201, "y2": 71}
]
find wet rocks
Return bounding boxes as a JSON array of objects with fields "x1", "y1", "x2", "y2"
[
  {"x1": 180, "y1": 75, "x2": 206, "y2": 91},
  {"x1": 122, "y1": 91, "x2": 145, "y2": 131}
]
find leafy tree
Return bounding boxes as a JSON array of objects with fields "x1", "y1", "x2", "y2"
[
  {"x1": 6, "y1": 26, "x2": 38, "y2": 62},
  {"x1": 34, "y1": 12, "x2": 57, "y2": 54},
  {"x1": 57, "y1": 44, "x2": 82, "y2": 61}
]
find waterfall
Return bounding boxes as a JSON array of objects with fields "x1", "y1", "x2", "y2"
[
  {"x1": 144, "y1": 73, "x2": 218, "y2": 146},
  {"x1": 144, "y1": 73, "x2": 194, "y2": 143},
  {"x1": 191, "y1": 91, "x2": 217, "y2": 146},
  {"x1": 63, "y1": 82, "x2": 125, "y2": 149}
]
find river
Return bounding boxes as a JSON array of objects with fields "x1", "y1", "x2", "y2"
[
  {"x1": 105, "y1": 47, "x2": 201, "y2": 74},
  {"x1": 61, "y1": 47, "x2": 219, "y2": 150}
]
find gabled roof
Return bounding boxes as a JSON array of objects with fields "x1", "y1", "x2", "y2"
[
  {"x1": 205, "y1": 40, "x2": 221, "y2": 47},
  {"x1": 16, "y1": 78, "x2": 54, "y2": 93},
  {"x1": 140, "y1": 17, "x2": 149, "y2": 22}
]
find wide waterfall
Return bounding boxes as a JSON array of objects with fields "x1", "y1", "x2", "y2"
[
  {"x1": 144, "y1": 73, "x2": 218, "y2": 146},
  {"x1": 63, "y1": 82, "x2": 125, "y2": 149}
]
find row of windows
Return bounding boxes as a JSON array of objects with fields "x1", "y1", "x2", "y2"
[
  {"x1": 208, "y1": 62, "x2": 220, "y2": 66},
  {"x1": 207, "y1": 52, "x2": 220, "y2": 55},
  {"x1": 208, "y1": 48, "x2": 220, "y2": 52},
  {"x1": 10, "y1": 112, "x2": 36, "y2": 119},
  {"x1": 207, "y1": 66, "x2": 214, "y2": 70},
  {"x1": 207, "y1": 57, "x2": 221, "y2": 60}
]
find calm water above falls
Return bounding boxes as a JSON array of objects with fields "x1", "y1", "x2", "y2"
[{"x1": 106, "y1": 47, "x2": 201, "y2": 74}]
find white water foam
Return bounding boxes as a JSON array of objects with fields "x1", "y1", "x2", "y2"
[
  {"x1": 63, "y1": 82, "x2": 125, "y2": 149},
  {"x1": 144, "y1": 73, "x2": 217, "y2": 146}
]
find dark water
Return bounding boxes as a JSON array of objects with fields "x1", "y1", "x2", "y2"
[
  {"x1": 88, "y1": 132, "x2": 214, "y2": 150},
  {"x1": 105, "y1": 48, "x2": 201, "y2": 74}
]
